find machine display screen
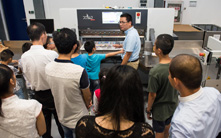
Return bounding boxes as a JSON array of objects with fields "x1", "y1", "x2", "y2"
[{"x1": 102, "y1": 12, "x2": 122, "y2": 24}]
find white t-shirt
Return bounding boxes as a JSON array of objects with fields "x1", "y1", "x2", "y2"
[
  {"x1": 21, "y1": 45, "x2": 58, "y2": 91},
  {"x1": 45, "y1": 59, "x2": 89, "y2": 128},
  {"x1": 0, "y1": 95, "x2": 42, "y2": 138}
]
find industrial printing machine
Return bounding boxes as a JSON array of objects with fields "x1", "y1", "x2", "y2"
[
  {"x1": 77, "y1": 9, "x2": 147, "y2": 54},
  {"x1": 58, "y1": 8, "x2": 221, "y2": 89}
]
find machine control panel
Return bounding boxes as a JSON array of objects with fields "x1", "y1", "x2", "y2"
[
  {"x1": 135, "y1": 12, "x2": 141, "y2": 24},
  {"x1": 79, "y1": 29, "x2": 145, "y2": 36},
  {"x1": 199, "y1": 50, "x2": 210, "y2": 65},
  {"x1": 80, "y1": 30, "x2": 124, "y2": 36}
]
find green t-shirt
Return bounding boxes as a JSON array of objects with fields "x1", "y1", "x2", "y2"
[{"x1": 147, "y1": 63, "x2": 178, "y2": 121}]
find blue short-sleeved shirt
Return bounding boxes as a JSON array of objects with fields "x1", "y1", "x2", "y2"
[
  {"x1": 86, "y1": 54, "x2": 106, "y2": 80},
  {"x1": 122, "y1": 26, "x2": 141, "y2": 61},
  {"x1": 71, "y1": 54, "x2": 87, "y2": 69}
]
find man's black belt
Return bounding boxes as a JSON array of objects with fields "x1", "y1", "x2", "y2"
[{"x1": 128, "y1": 58, "x2": 139, "y2": 62}]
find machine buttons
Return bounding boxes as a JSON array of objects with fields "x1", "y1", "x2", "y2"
[
  {"x1": 199, "y1": 53, "x2": 205, "y2": 57},
  {"x1": 135, "y1": 12, "x2": 141, "y2": 24}
]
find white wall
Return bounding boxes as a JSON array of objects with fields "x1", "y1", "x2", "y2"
[
  {"x1": 166, "y1": 0, "x2": 221, "y2": 26},
  {"x1": 23, "y1": 0, "x2": 35, "y2": 25},
  {"x1": 43, "y1": 0, "x2": 140, "y2": 30},
  {"x1": 147, "y1": 8, "x2": 175, "y2": 39},
  {"x1": 147, "y1": 0, "x2": 155, "y2": 8},
  {"x1": 23, "y1": 0, "x2": 221, "y2": 31}
]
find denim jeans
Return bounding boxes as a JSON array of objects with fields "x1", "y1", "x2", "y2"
[
  {"x1": 14, "y1": 78, "x2": 25, "y2": 99},
  {"x1": 14, "y1": 88, "x2": 25, "y2": 99},
  {"x1": 61, "y1": 125, "x2": 75, "y2": 138}
]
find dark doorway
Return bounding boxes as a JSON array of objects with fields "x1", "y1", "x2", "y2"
[{"x1": 2, "y1": 0, "x2": 29, "y2": 40}]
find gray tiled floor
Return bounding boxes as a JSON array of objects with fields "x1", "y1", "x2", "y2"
[{"x1": 51, "y1": 118, "x2": 61, "y2": 138}]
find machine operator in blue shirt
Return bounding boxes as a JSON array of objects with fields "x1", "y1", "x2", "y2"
[{"x1": 114, "y1": 13, "x2": 141, "y2": 69}]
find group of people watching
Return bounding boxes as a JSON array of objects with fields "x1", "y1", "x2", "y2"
[{"x1": 0, "y1": 13, "x2": 221, "y2": 138}]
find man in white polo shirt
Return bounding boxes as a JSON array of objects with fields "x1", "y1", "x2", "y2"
[
  {"x1": 45, "y1": 28, "x2": 91, "y2": 138},
  {"x1": 21, "y1": 22, "x2": 64, "y2": 138},
  {"x1": 168, "y1": 54, "x2": 221, "y2": 138}
]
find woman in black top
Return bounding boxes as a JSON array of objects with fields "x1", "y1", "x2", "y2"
[{"x1": 76, "y1": 65, "x2": 154, "y2": 138}]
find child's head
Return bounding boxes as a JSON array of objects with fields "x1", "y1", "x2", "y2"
[
  {"x1": 99, "y1": 68, "x2": 109, "y2": 89},
  {"x1": 44, "y1": 36, "x2": 56, "y2": 50},
  {"x1": 22, "y1": 42, "x2": 32, "y2": 53},
  {"x1": 52, "y1": 28, "x2": 77, "y2": 54},
  {"x1": 84, "y1": 41, "x2": 95, "y2": 53},
  {"x1": 0, "y1": 49, "x2": 14, "y2": 63},
  {"x1": 155, "y1": 34, "x2": 174, "y2": 55}
]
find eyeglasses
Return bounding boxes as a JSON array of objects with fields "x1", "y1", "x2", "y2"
[{"x1": 119, "y1": 21, "x2": 128, "y2": 24}]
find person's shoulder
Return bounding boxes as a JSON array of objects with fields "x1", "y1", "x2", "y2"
[
  {"x1": 77, "y1": 115, "x2": 95, "y2": 126},
  {"x1": 136, "y1": 122, "x2": 155, "y2": 137},
  {"x1": 73, "y1": 64, "x2": 85, "y2": 70},
  {"x1": 46, "y1": 60, "x2": 55, "y2": 67},
  {"x1": 79, "y1": 54, "x2": 88, "y2": 60},
  {"x1": 65, "y1": 63, "x2": 85, "y2": 74},
  {"x1": 99, "y1": 54, "x2": 106, "y2": 58},
  {"x1": 150, "y1": 64, "x2": 169, "y2": 73},
  {"x1": 21, "y1": 50, "x2": 32, "y2": 58},
  {"x1": 45, "y1": 60, "x2": 58, "y2": 73},
  {"x1": 128, "y1": 27, "x2": 139, "y2": 35},
  {"x1": 149, "y1": 64, "x2": 160, "y2": 73},
  {"x1": 46, "y1": 49, "x2": 58, "y2": 56},
  {"x1": 27, "y1": 99, "x2": 42, "y2": 107},
  {"x1": 203, "y1": 87, "x2": 220, "y2": 94},
  {"x1": 16, "y1": 98, "x2": 41, "y2": 109},
  {"x1": 202, "y1": 87, "x2": 221, "y2": 101},
  {"x1": 137, "y1": 122, "x2": 153, "y2": 129},
  {"x1": 80, "y1": 54, "x2": 88, "y2": 58},
  {"x1": 91, "y1": 53, "x2": 99, "y2": 56},
  {"x1": 92, "y1": 54, "x2": 105, "y2": 58},
  {"x1": 171, "y1": 105, "x2": 191, "y2": 125}
]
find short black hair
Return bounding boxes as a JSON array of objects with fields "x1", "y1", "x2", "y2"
[
  {"x1": 98, "y1": 65, "x2": 145, "y2": 131},
  {"x1": 169, "y1": 54, "x2": 202, "y2": 90},
  {"x1": 53, "y1": 28, "x2": 77, "y2": 54},
  {"x1": 155, "y1": 34, "x2": 174, "y2": 55},
  {"x1": 43, "y1": 36, "x2": 52, "y2": 49},
  {"x1": 0, "y1": 64, "x2": 14, "y2": 117},
  {"x1": 22, "y1": 42, "x2": 32, "y2": 53},
  {"x1": 84, "y1": 41, "x2": 95, "y2": 53},
  {"x1": 0, "y1": 49, "x2": 14, "y2": 61},
  {"x1": 27, "y1": 22, "x2": 46, "y2": 41},
  {"x1": 121, "y1": 13, "x2": 132, "y2": 24}
]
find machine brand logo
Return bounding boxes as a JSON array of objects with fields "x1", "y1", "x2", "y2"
[{"x1": 83, "y1": 14, "x2": 94, "y2": 20}]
